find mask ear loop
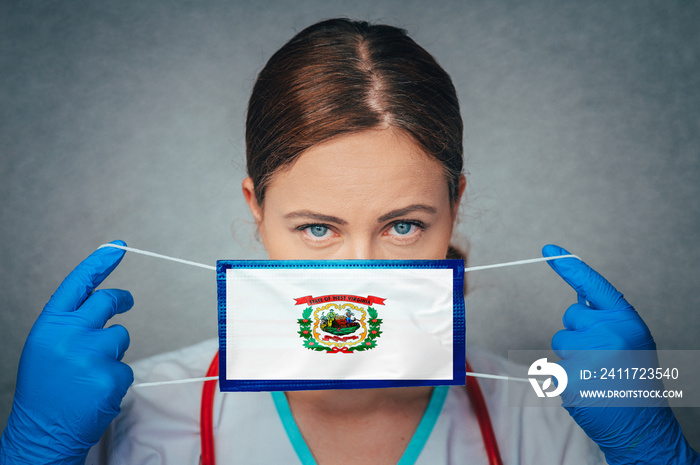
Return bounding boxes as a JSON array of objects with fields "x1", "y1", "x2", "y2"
[{"x1": 579, "y1": 294, "x2": 594, "y2": 308}]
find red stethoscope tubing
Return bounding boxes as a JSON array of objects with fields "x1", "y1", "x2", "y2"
[
  {"x1": 464, "y1": 358, "x2": 504, "y2": 465},
  {"x1": 199, "y1": 354, "x2": 503, "y2": 465},
  {"x1": 200, "y1": 352, "x2": 219, "y2": 465}
]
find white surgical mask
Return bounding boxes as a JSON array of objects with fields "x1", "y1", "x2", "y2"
[{"x1": 217, "y1": 259, "x2": 465, "y2": 391}]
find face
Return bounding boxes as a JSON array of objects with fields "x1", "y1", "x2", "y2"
[{"x1": 243, "y1": 128, "x2": 464, "y2": 260}]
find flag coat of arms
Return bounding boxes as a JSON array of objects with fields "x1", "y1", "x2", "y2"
[{"x1": 217, "y1": 260, "x2": 465, "y2": 391}]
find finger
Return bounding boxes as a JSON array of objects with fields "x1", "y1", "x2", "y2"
[
  {"x1": 75, "y1": 289, "x2": 134, "y2": 329},
  {"x1": 86, "y1": 324, "x2": 131, "y2": 361},
  {"x1": 45, "y1": 240, "x2": 128, "y2": 313},
  {"x1": 105, "y1": 360, "x2": 134, "y2": 405},
  {"x1": 87, "y1": 358, "x2": 134, "y2": 410},
  {"x1": 562, "y1": 303, "x2": 634, "y2": 331},
  {"x1": 551, "y1": 328, "x2": 606, "y2": 358},
  {"x1": 551, "y1": 328, "x2": 576, "y2": 359},
  {"x1": 109, "y1": 360, "x2": 135, "y2": 399},
  {"x1": 542, "y1": 244, "x2": 631, "y2": 311},
  {"x1": 562, "y1": 303, "x2": 592, "y2": 330}
]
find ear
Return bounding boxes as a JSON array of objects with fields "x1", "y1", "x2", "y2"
[
  {"x1": 242, "y1": 177, "x2": 263, "y2": 224},
  {"x1": 452, "y1": 175, "x2": 467, "y2": 222}
]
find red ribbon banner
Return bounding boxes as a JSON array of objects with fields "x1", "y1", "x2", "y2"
[
  {"x1": 328, "y1": 347, "x2": 354, "y2": 354},
  {"x1": 294, "y1": 294, "x2": 386, "y2": 306},
  {"x1": 322, "y1": 335, "x2": 359, "y2": 342}
]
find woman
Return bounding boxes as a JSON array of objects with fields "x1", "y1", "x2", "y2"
[{"x1": 1, "y1": 18, "x2": 696, "y2": 465}]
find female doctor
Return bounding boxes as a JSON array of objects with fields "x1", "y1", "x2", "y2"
[{"x1": 1, "y1": 18, "x2": 698, "y2": 465}]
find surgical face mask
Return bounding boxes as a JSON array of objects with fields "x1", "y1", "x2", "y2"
[{"x1": 216, "y1": 259, "x2": 465, "y2": 391}]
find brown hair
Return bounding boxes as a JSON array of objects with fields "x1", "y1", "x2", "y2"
[{"x1": 245, "y1": 18, "x2": 467, "y2": 260}]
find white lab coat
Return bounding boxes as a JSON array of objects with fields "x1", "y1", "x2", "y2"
[{"x1": 87, "y1": 339, "x2": 606, "y2": 464}]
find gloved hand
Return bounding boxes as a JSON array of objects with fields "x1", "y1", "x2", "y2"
[
  {"x1": 0, "y1": 241, "x2": 134, "y2": 465},
  {"x1": 543, "y1": 244, "x2": 699, "y2": 465}
]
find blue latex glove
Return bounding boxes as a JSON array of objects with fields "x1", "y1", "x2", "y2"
[
  {"x1": 0, "y1": 241, "x2": 134, "y2": 465},
  {"x1": 543, "y1": 244, "x2": 699, "y2": 465}
]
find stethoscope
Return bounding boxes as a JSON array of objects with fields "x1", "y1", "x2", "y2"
[{"x1": 199, "y1": 353, "x2": 504, "y2": 465}]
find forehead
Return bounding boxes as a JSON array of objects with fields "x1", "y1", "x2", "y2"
[{"x1": 263, "y1": 128, "x2": 450, "y2": 217}]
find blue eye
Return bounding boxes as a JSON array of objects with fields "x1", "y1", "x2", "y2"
[
  {"x1": 296, "y1": 223, "x2": 335, "y2": 243},
  {"x1": 308, "y1": 225, "x2": 329, "y2": 237},
  {"x1": 393, "y1": 222, "x2": 413, "y2": 235}
]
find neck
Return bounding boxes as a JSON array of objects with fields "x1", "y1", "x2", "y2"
[{"x1": 285, "y1": 385, "x2": 434, "y2": 417}]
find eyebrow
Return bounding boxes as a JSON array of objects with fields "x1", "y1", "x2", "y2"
[
  {"x1": 284, "y1": 204, "x2": 438, "y2": 225},
  {"x1": 377, "y1": 204, "x2": 438, "y2": 222},
  {"x1": 284, "y1": 210, "x2": 348, "y2": 225}
]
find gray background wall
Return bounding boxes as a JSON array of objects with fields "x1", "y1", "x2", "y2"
[{"x1": 2, "y1": 0, "x2": 698, "y2": 450}]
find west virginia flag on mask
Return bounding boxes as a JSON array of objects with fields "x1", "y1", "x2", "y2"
[{"x1": 216, "y1": 260, "x2": 465, "y2": 391}]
